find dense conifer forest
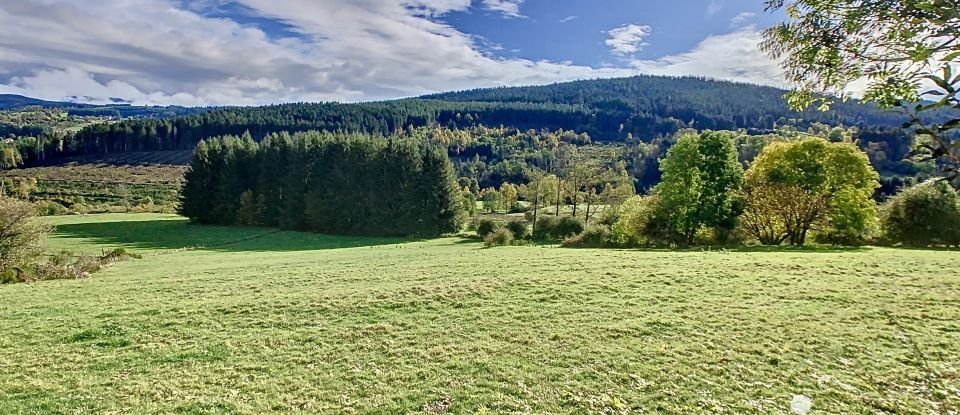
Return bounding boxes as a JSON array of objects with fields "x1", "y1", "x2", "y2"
[
  {"x1": 179, "y1": 131, "x2": 463, "y2": 237},
  {"x1": 4, "y1": 75, "x2": 955, "y2": 197},
  {"x1": 6, "y1": 76, "x2": 946, "y2": 163}
]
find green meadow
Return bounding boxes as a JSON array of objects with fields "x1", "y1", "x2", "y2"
[{"x1": 1, "y1": 214, "x2": 958, "y2": 414}]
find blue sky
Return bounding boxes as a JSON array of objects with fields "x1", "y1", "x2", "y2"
[
  {"x1": 0, "y1": 0, "x2": 788, "y2": 106},
  {"x1": 446, "y1": 0, "x2": 784, "y2": 65}
]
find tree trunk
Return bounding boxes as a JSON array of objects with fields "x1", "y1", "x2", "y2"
[
  {"x1": 531, "y1": 183, "x2": 540, "y2": 238},
  {"x1": 555, "y1": 176, "x2": 562, "y2": 216},
  {"x1": 571, "y1": 178, "x2": 579, "y2": 218},
  {"x1": 585, "y1": 194, "x2": 592, "y2": 223}
]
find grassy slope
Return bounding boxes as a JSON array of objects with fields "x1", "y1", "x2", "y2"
[
  {"x1": 1, "y1": 214, "x2": 959, "y2": 414},
  {"x1": 1, "y1": 164, "x2": 186, "y2": 212}
]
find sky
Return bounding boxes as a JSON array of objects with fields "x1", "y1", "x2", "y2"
[{"x1": 0, "y1": 0, "x2": 788, "y2": 106}]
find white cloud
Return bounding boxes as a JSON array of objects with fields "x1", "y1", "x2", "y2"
[
  {"x1": 730, "y1": 12, "x2": 756, "y2": 27},
  {"x1": 605, "y1": 24, "x2": 653, "y2": 57},
  {"x1": 707, "y1": 0, "x2": 724, "y2": 17},
  {"x1": 0, "y1": 1, "x2": 790, "y2": 106},
  {"x1": 481, "y1": 0, "x2": 525, "y2": 18},
  {"x1": 628, "y1": 28, "x2": 786, "y2": 88},
  {"x1": 559, "y1": 15, "x2": 578, "y2": 23}
]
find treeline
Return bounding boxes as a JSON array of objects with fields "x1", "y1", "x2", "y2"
[
  {"x1": 560, "y1": 130, "x2": 959, "y2": 248},
  {"x1": 0, "y1": 94, "x2": 207, "y2": 117},
  {"x1": 15, "y1": 75, "x2": 943, "y2": 166},
  {"x1": 65, "y1": 100, "x2": 584, "y2": 157},
  {"x1": 179, "y1": 131, "x2": 464, "y2": 237}
]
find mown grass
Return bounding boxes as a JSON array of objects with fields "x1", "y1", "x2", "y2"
[{"x1": 1, "y1": 213, "x2": 959, "y2": 414}]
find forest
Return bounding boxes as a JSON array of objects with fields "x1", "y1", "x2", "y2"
[
  {"x1": 179, "y1": 131, "x2": 463, "y2": 237},
  {"x1": 3, "y1": 76, "x2": 947, "y2": 200},
  {"x1": 1, "y1": 77, "x2": 944, "y2": 158}
]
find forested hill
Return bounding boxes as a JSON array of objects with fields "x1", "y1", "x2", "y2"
[
  {"x1": 0, "y1": 94, "x2": 207, "y2": 118},
  {"x1": 7, "y1": 75, "x2": 937, "y2": 164},
  {"x1": 423, "y1": 75, "x2": 911, "y2": 130}
]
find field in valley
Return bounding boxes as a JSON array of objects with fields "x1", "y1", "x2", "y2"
[
  {"x1": 1, "y1": 214, "x2": 959, "y2": 414},
  {"x1": 0, "y1": 163, "x2": 186, "y2": 214}
]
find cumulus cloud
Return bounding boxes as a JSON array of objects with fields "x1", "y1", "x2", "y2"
[
  {"x1": 481, "y1": 0, "x2": 525, "y2": 18},
  {"x1": 605, "y1": 24, "x2": 653, "y2": 57},
  {"x1": 0, "y1": 1, "x2": 788, "y2": 106},
  {"x1": 628, "y1": 28, "x2": 786, "y2": 88},
  {"x1": 730, "y1": 12, "x2": 756, "y2": 27}
]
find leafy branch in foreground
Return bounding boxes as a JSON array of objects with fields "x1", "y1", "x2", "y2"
[{"x1": 762, "y1": 0, "x2": 960, "y2": 186}]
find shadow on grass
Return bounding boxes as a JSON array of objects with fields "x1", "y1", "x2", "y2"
[
  {"x1": 452, "y1": 238, "x2": 483, "y2": 245},
  {"x1": 53, "y1": 219, "x2": 417, "y2": 253},
  {"x1": 555, "y1": 243, "x2": 875, "y2": 253},
  {"x1": 719, "y1": 245, "x2": 873, "y2": 254}
]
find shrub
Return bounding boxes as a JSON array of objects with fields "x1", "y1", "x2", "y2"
[
  {"x1": 880, "y1": 180, "x2": 960, "y2": 247},
  {"x1": 611, "y1": 195, "x2": 670, "y2": 246},
  {"x1": 505, "y1": 220, "x2": 529, "y2": 240},
  {"x1": 555, "y1": 216, "x2": 585, "y2": 238},
  {"x1": 100, "y1": 248, "x2": 142, "y2": 262},
  {"x1": 1, "y1": 196, "x2": 50, "y2": 274},
  {"x1": 35, "y1": 200, "x2": 69, "y2": 216},
  {"x1": 561, "y1": 225, "x2": 612, "y2": 248},
  {"x1": 483, "y1": 227, "x2": 514, "y2": 247},
  {"x1": 532, "y1": 216, "x2": 560, "y2": 240},
  {"x1": 2, "y1": 248, "x2": 142, "y2": 285},
  {"x1": 476, "y1": 218, "x2": 501, "y2": 239},
  {"x1": 0, "y1": 268, "x2": 20, "y2": 284}
]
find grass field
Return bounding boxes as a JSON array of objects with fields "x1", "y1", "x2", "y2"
[
  {"x1": 2, "y1": 214, "x2": 959, "y2": 414},
  {"x1": 0, "y1": 164, "x2": 185, "y2": 213}
]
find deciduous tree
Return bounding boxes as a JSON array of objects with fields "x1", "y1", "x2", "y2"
[
  {"x1": 741, "y1": 138, "x2": 879, "y2": 245},
  {"x1": 763, "y1": 0, "x2": 960, "y2": 186},
  {"x1": 654, "y1": 131, "x2": 744, "y2": 244}
]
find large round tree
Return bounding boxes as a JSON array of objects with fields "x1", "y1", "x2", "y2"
[{"x1": 741, "y1": 138, "x2": 879, "y2": 246}]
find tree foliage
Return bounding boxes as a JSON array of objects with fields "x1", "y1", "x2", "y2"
[
  {"x1": 741, "y1": 138, "x2": 879, "y2": 245},
  {"x1": 0, "y1": 196, "x2": 49, "y2": 275},
  {"x1": 653, "y1": 131, "x2": 744, "y2": 244},
  {"x1": 179, "y1": 131, "x2": 464, "y2": 237},
  {"x1": 763, "y1": 0, "x2": 960, "y2": 186},
  {"x1": 9, "y1": 76, "x2": 940, "y2": 170},
  {"x1": 880, "y1": 179, "x2": 960, "y2": 246}
]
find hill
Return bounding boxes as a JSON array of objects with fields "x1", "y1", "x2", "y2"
[
  {"x1": 424, "y1": 75, "x2": 913, "y2": 129},
  {"x1": 0, "y1": 94, "x2": 209, "y2": 118},
  {"x1": 7, "y1": 75, "x2": 952, "y2": 190},
  {"x1": 26, "y1": 75, "x2": 923, "y2": 161}
]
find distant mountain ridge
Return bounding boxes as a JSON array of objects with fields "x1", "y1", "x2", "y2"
[
  {"x1": 0, "y1": 94, "x2": 208, "y2": 118},
  {"x1": 8, "y1": 75, "x2": 954, "y2": 167}
]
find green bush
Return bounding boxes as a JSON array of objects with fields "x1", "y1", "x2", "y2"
[
  {"x1": 880, "y1": 180, "x2": 960, "y2": 247},
  {"x1": 476, "y1": 218, "x2": 501, "y2": 239},
  {"x1": 611, "y1": 195, "x2": 671, "y2": 247},
  {"x1": 100, "y1": 248, "x2": 142, "y2": 262},
  {"x1": 505, "y1": 220, "x2": 529, "y2": 240},
  {"x1": 483, "y1": 227, "x2": 514, "y2": 247},
  {"x1": 561, "y1": 225, "x2": 612, "y2": 248},
  {"x1": 35, "y1": 200, "x2": 69, "y2": 216},
  {"x1": 555, "y1": 216, "x2": 585, "y2": 238},
  {"x1": 532, "y1": 216, "x2": 560, "y2": 240},
  {"x1": 0, "y1": 268, "x2": 20, "y2": 284}
]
